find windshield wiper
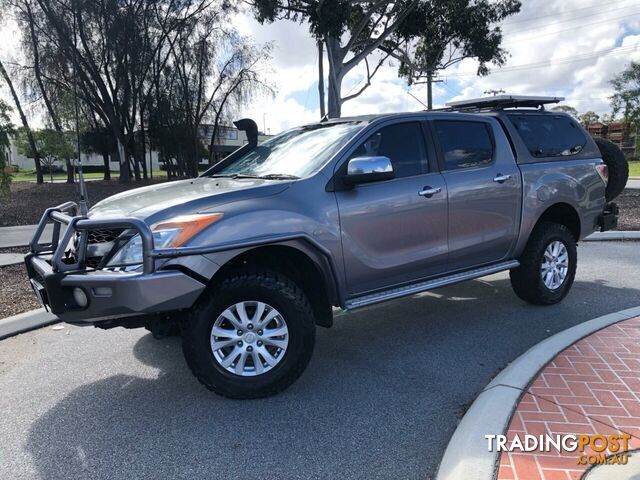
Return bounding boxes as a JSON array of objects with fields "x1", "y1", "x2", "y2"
[
  {"x1": 209, "y1": 173, "x2": 300, "y2": 180},
  {"x1": 258, "y1": 174, "x2": 300, "y2": 180},
  {"x1": 209, "y1": 174, "x2": 262, "y2": 179}
]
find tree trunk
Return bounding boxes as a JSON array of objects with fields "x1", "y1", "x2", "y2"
[
  {"x1": 115, "y1": 134, "x2": 130, "y2": 183},
  {"x1": 0, "y1": 61, "x2": 43, "y2": 183},
  {"x1": 325, "y1": 37, "x2": 345, "y2": 119},
  {"x1": 140, "y1": 126, "x2": 148, "y2": 180},
  {"x1": 140, "y1": 151, "x2": 148, "y2": 179},
  {"x1": 318, "y1": 41, "x2": 326, "y2": 119},
  {"x1": 26, "y1": 1, "x2": 73, "y2": 184},
  {"x1": 208, "y1": 117, "x2": 222, "y2": 166},
  {"x1": 132, "y1": 155, "x2": 141, "y2": 181},
  {"x1": 65, "y1": 158, "x2": 74, "y2": 182},
  {"x1": 426, "y1": 71, "x2": 433, "y2": 110},
  {"x1": 327, "y1": 73, "x2": 343, "y2": 119},
  {"x1": 102, "y1": 152, "x2": 111, "y2": 180}
]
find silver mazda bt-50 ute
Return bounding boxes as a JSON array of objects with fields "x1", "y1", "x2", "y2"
[{"x1": 25, "y1": 96, "x2": 627, "y2": 398}]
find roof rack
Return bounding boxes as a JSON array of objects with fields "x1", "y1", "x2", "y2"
[{"x1": 442, "y1": 95, "x2": 564, "y2": 112}]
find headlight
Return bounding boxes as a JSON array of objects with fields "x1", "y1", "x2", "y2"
[{"x1": 107, "y1": 213, "x2": 223, "y2": 266}]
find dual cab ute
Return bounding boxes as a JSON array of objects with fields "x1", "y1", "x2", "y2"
[{"x1": 25, "y1": 96, "x2": 627, "y2": 398}]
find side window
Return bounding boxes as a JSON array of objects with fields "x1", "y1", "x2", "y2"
[
  {"x1": 349, "y1": 122, "x2": 428, "y2": 178},
  {"x1": 507, "y1": 114, "x2": 587, "y2": 158},
  {"x1": 434, "y1": 121, "x2": 494, "y2": 171}
]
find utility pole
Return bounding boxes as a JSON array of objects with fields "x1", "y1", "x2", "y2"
[
  {"x1": 484, "y1": 89, "x2": 505, "y2": 97},
  {"x1": 426, "y1": 71, "x2": 443, "y2": 110}
]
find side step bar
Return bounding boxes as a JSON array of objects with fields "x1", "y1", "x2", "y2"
[{"x1": 345, "y1": 260, "x2": 520, "y2": 310}]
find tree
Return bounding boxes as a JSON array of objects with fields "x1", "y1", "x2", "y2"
[
  {"x1": 388, "y1": 0, "x2": 521, "y2": 109},
  {"x1": 601, "y1": 113, "x2": 616, "y2": 124},
  {"x1": 251, "y1": 0, "x2": 520, "y2": 117},
  {"x1": 579, "y1": 111, "x2": 600, "y2": 126},
  {"x1": 16, "y1": 0, "x2": 75, "y2": 183},
  {"x1": 0, "y1": 60, "x2": 44, "y2": 183},
  {"x1": 26, "y1": 0, "x2": 212, "y2": 182},
  {"x1": 611, "y1": 62, "x2": 640, "y2": 127},
  {"x1": 81, "y1": 127, "x2": 116, "y2": 180},
  {"x1": 551, "y1": 105, "x2": 578, "y2": 118},
  {"x1": 16, "y1": 128, "x2": 75, "y2": 183},
  {"x1": 146, "y1": 17, "x2": 272, "y2": 175},
  {"x1": 11, "y1": 0, "x2": 269, "y2": 182},
  {"x1": 0, "y1": 99, "x2": 14, "y2": 196}
]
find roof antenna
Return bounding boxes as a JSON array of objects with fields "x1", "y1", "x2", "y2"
[{"x1": 72, "y1": 0, "x2": 88, "y2": 216}]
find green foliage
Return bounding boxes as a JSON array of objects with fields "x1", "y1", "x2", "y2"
[
  {"x1": 611, "y1": 62, "x2": 640, "y2": 127},
  {"x1": 12, "y1": 0, "x2": 270, "y2": 180},
  {"x1": 579, "y1": 111, "x2": 600, "y2": 126},
  {"x1": 551, "y1": 105, "x2": 578, "y2": 118},
  {"x1": 0, "y1": 99, "x2": 14, "y2": 195},
  {"x1": 251, "y1": 0, "x2": 520, "y2": 116},
  {"x1": 81, "y1": 127, "x2": 116, "y2": 156},
  {"x1": 16, "y1": 128, "x2": 75, "y2": 181},
  {"x1": 394, "y1": 0, "x2": 521, "y2": 81}
]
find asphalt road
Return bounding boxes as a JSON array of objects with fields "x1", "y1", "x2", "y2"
[{"x1": 1, "y1": 241, "x2": 639, "y2": 480}]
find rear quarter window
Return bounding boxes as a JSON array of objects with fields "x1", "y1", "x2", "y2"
[{"x1": 508, "y1": 114, "x2": 586, "y2": 158}]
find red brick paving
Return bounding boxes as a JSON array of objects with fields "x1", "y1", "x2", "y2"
[{"x1": 497, "y1": 316, "x2": 640, "y2": 480}]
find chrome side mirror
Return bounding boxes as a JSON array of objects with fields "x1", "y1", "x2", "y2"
[{"x1": 344, "y1": 156, "x2": 394, "y2": 185}]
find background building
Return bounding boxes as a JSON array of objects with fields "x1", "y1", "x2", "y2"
[
  {"x1": 8, "y1": 125, "x2": 272, "y2": 172},
  {"x1": 587, "y1": 121, "x2": 637, "y2": 159}
]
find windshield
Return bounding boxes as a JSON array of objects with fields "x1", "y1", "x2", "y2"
[{"x1": 213, "y1": 122, "x2": 364, "y2": 179}]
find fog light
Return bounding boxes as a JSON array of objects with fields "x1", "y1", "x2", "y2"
[{"x1": 72, "y1": 288, "x2": 88, "y2": 308}]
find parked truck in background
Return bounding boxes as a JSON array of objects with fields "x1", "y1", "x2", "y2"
[{"x1": 25, "y1": 96, "x2": 627, "y2": 398}]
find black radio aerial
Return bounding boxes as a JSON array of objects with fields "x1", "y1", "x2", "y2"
[{"x1": 72, "y1": 1, "x2": 89, "y2": 216}]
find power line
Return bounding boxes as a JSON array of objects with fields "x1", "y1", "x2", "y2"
[
  {"x1": 501, "y1": 10, "x2": 640, "y2": 46},
  {"x1": 502, "y1": 0, "x2": 640, "y2": 27},
  {"x1": 445, "y1": 44, "x2": 639, "y2": 78}
]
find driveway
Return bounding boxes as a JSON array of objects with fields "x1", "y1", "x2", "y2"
[{"x1": 1, "y1": 242, "x2": 639, "y2": 480}]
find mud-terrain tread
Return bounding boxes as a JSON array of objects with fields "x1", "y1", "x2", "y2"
[
  {"x1": 594, "y1": 137, "x2": 629, "y2": 202},
  {"x1": 181, "y1": 270, "x2": 315, "y2": 399},
  {"x1": 509, "y1": 222, "x2": 577, "y2": 305}
]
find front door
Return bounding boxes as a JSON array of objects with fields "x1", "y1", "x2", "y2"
[
  {"x1": 335, "y1": 121, "x2": 448, "y2": 296},
  {"x1": 431, "y1": 118, "x2": 521, "y2": 271}
]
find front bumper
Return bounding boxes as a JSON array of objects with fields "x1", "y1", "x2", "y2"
[
  {"x1": 25, "y1": 202, "x2": 206, "y2": 324},
  {"x1": 25, "y1": 253, "x2": 205, "y2": 324}
]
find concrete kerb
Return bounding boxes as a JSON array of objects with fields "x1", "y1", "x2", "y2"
[
  {"x1": 0, "y1": 308, "x2": 59, "y2": 340},
  {"x1": 436, "y1": 305, "x2": 640, "y2": 480},
  {"x1": 584, "y1": 231, "x2": 640, "y2": 242}
]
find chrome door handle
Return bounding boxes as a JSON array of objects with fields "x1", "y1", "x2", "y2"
[
  {"x1": 493, "y1": 174, "x2": 512, "y2": 183},
  {"x1": 418, "y1": 186, "x2": 442, "y2": 198}
]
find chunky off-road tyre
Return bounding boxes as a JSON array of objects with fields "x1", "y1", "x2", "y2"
[
  {"x1": 182, "y1": 270, "x2": 316, "y2": 399},
  {"x1": 594, "y1": 137, "x2": 629, "y2": 201},
  {"x1": 510, "y1": 222, "x2": 577, "y2": 305}
]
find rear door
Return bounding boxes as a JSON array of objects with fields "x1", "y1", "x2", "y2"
[
  {"x1": 431, "y1": 118, "x2": 521, "y2": 271},
  {"x1": 335, "y1": 120, "x2": 448, "y2": 295}
]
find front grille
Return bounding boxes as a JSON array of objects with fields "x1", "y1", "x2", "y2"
[
  {"x1": 32, "y1": 269, "x2": 46, "y2": 286},
  {"x1": 69, "y1": 228, "x2": 125, "y2": 269},
  {"x1": 87, "y1": 229, "x2": 125, "y2": 244},
  {"x1": 86, "y1": 257, "x2": 102, "y2": 269}
]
